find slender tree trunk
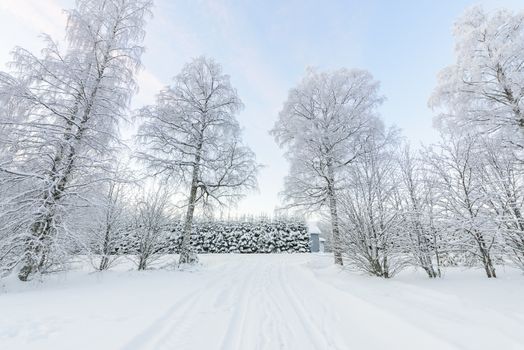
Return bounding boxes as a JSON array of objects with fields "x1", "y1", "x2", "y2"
[
  {"x1": 410, "y1": 189, "x2": 439, "y2": 278},
  {"x1": 138, "y1": 254, "x2": 147, "y2": 270},
  {"x1": 18, "y1": 215, "x2": 53, "y2": 281},
  {"x1": 179, "y1": 137, "x2": 203, "y2": 265},
  {"x1": 383, "y1": 255, "x2": 389, "y2": 278},
  {"x1": 326, "y1": 162, "x2": 343, "y2": 266},
  {"x1": 482, "y1": 255, "x2": 497, "y2": 278},
  {"x1": 474, "y1": 231, "x2": 496, "y2": 278},
  {"x1": 99, "y1": 225, "x2": 112, "y2": 271},
  {"x1": 178, "y1": 178, "x2": 199, "y2": 265},
  {"x1": 508, "y1": 202, "x2": 524, "y2": 267},
  {"x1": 18, "y1": 173, "x2": 71, "y2": 281},
  {"x1": 434, "y1": 252, "x2": 442, "y2": 277},
  {"x1": 419, "y1": 237, "x2": 438, "y2": 278},
  {"x1": 462, "y1": 175, "x2": 497, "y2": 278}
]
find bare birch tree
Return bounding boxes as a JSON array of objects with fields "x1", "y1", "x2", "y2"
[
  {"x1": 0, "y1": 0, "x2": 152, "y2": 280},
  {"x1": 425, "y1": 133, "x2": 499, "y2": 277},
  {"x1": 478, "y1": 137, "x2": 524, "y2": 270},
  {"x1": 87, "y1": 172, "x2": 134, "y2": 271},
  {"x1": 338, "y1": 130, "x2": 407, "y2": 277},
  {"x1": 135, "y1": 56, "x2": 259, "y2": 265},
  {"x1": 398, "y1": 145, "x2": 442, "y2": 278},
  {"x1": 271, "y1": 68, "x2": 384, "y2": 265},
  {"x1": 133, "y1": 187, "x2": 171, "y2": 271}
]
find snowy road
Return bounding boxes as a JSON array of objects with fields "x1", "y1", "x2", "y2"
[
  {"x1": 122, "y1": 255, "x2": 451, "y2": 350},
  {"x1": 1, "y1": 254, "x2": 523, "y2": 350}
]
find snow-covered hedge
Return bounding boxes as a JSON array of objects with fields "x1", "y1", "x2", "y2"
[{"x1": 116, "y1": 220, "x2": 310, "y2": 254}]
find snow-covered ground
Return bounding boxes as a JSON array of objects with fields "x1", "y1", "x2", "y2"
[{"x1": 1, "y1": 254, "x2": 523, "y2": 350}]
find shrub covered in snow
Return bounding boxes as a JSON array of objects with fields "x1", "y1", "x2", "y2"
[{"x1": 115, "y1": 220, "x2": 310, "y2": 254}]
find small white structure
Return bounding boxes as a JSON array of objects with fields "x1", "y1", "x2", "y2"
[{"x1": 307, "y1": 222, "x2": 324, "y2": 253}]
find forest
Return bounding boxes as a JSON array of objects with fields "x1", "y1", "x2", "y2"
[
  {"x1": 0, "y1": 0, "x2": 522, "y2": 284},
  {"x1": 1, "y1": 1, "x2": 523, "y2": 349}
]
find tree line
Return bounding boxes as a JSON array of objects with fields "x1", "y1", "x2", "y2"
[
  {"x1": 273, "y1": 7, "x2": 524, "y2": 278},
  {"x1": 0, "y1": 0, "x2": 258, "y2": 281},
  {"x1": 0, "y1": 1, "x2": 522, "y2": 281}
]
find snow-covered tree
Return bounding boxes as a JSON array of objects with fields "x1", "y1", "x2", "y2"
[
  {"x1": 135, "y1": 57, "x2": 259, "y2": 265},
  {"x1": 0, "y1": 0, "x2": 152, "y2": 280},
  {"x1": 132, "y1": 187, "x2": 171, "y2": 271},
  {"x1": 430, "y1": 6, "x2": 524, "y2": 153},
  {"x1": 86, "y1": 171, "x2": 134, "y2": 271},
  {"x1": 398, "y1": 146, "x2": 442, "y2": 278},
  {"x1": 338, "y1": 130, "x2": 407, "y2": 277},
  {"x1": 425, "y1": 133, "x2": 499, "y2": 277},
  {"x1": 271, "y1": 68, "x2": 384, "y2": 265},
  {"x1": 478, "y1": 137, "x2": 524, "y2": 270}
]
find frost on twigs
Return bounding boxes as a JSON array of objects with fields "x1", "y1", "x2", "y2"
[
  {"x1": 0, "y1": 0, "x2": 152, "y2": 281},
  {"x1": 271, "y1": 68, "x2": 385, "y2": 267},
  {"x1": 135, "y1": 57, "x2": 259, "y2": 266}
]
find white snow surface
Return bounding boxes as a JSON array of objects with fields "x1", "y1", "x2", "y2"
[{"x1": 1, "y1": 254, "x2": 523, "y2": 350}]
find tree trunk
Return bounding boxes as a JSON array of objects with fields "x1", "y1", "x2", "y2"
[
  {"x1": 178, "y1": 179, "x2": 199, "y2": 265},
  {"x1": 483, "y1": 255, "x2": 497, "y2": 278},
  {"x1": 138, "y1": 255, "x2": 147, "y2": 270},
  {"x1": 99, "y1": 256, "x2": 109, "y2": 271},
  {"x1": 179, "y1": 137, "x2": 203, "y2": 266},
  {"x1": 18, "y1": 186, "x2": 63, "y2": 280},
  {"x1": 18, "y1": 127, "x2": 81, "y2": 280},
  {"x1": 99, "y1": 225, "x2": 112, "y2": 271},
  {"x1": 422, "y1": 264, "x2": 438, "y2": 278},
  {"x1": 419, "y1": 241, "x2": 438, "y2": 278},
  {"x1": 475, "y1": 232, "x2": 497, "y2": 278},
  {"x1": 17, "y1": 54, "x2": 109, "y2": 281},
  {"x1": 326, "y1": 162, "x2": 343, "y2": 266}
]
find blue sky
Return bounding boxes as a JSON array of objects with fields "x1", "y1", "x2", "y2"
[{"x1": 0, "y1": 0, "x2": 522, "y2": 215}]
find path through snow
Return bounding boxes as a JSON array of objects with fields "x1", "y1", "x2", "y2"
[{"x1": 1, "y1": 254, "x2": 523, "y2": 350}]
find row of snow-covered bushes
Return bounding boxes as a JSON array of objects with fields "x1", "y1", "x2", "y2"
[{"x1": 114, "y1": 220, "x2": 310, "y2": 255}]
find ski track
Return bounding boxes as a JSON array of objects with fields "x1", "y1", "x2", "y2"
[
  {"x1": 2, "y1": 254, "x2": 523, "y2": 350},
  {"x1": 122, "y1": 255, "x2": 461, "y2": 350}
]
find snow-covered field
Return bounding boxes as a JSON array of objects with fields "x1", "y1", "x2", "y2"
[{"x1": 1, "y1": 254, "x2": 523, "y2": 350}]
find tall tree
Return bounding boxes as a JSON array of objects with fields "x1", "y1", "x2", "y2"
[
  {"x1": 271, "y1": 68, "x2": 384, "y2": 265},
  {"x1": 0, "y1": 0, "x2": 152, "y2": 280},
  {"x1": 136, "y1": 56, "x2": 259, "y2": 265},
  {"x1": 430, "y1": 6, "x2": 524, "y2": 152}
]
